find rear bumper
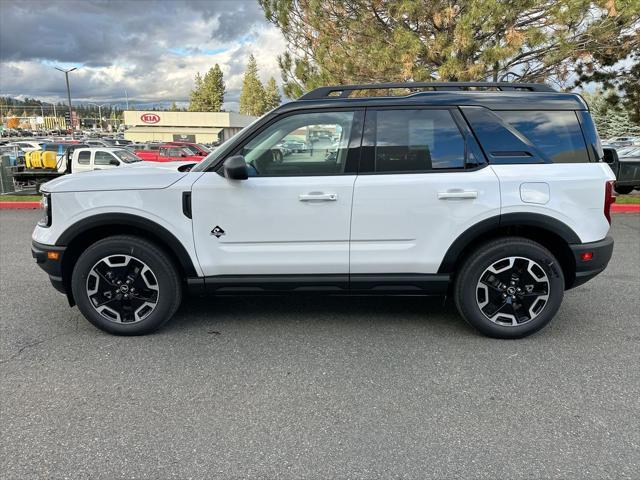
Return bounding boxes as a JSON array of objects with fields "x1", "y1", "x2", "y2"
[
  {"x1": 31, "y1": 240, "x2": 67, "y2": 294},
  {"x1": 568, "y1": 236, "x2": 614, "y2": 289}
]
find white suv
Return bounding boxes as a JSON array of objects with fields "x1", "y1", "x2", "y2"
[{"x1": 32, "y1": 82, "x2": 616, "y2": 338}]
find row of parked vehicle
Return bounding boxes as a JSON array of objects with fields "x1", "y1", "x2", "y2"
[{"x1": 2, "y1": 137, "x2": 213, "y2": 192}]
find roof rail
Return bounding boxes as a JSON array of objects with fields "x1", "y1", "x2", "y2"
[{"x1": 298, "y1": 82, "x2": 555, "y2": 100}]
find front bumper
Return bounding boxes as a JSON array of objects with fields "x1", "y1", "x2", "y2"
[
  {"x1": 31, "y1": 240, "x2": 67, "y2": 294},
  {"x1": 568, "y1": 236, "x2": 614, "y2": 289}
]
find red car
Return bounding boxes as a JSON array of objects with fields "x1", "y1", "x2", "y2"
[
  {"x1": 134, "y1": 145, "x2": 202, "y2": 162},
  {"x1": 166, "y1": 141, "x2": 211, "y2": 157}
]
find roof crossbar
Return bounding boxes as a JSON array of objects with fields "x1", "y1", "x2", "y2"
[{"x1": 298, "y1": 82, "x2": 555, "y2": 100}]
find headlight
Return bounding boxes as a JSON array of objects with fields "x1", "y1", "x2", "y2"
[{"x1": 38, "y1": 193, "x2": 51, "y2": 227}]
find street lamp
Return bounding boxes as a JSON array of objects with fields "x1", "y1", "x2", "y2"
[
  {"x1": 88, "y1": 103, "x2": 107, "y2": 131},
  {"x1": 54, "y1": 66, "x2": 77, "y2": 135}
]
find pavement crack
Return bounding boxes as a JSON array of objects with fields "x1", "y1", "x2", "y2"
[{"x1": 0, "y1": 332, "x2": 69, "y2": 365}]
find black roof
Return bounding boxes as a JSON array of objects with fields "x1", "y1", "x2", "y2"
[{"x1": 277, "y1": 82, "x2": 588, "y2": 112}]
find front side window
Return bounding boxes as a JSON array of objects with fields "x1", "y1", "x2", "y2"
[
  {"x1": 238, "y1": 111, "x2": 355, "y2": 176},
  {"x1": 374, "y1": 109, "x2": 466, "y2": 172},
  {"x1": 95, "y1": 151, "x2": 116, "y2": 165},
  {"x1": 497, "y1": 111, "x2": 589, "y2": 163}
]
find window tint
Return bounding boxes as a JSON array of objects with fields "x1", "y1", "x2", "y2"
[
  {"x1": 239, "y1": 111, "x2": 355, "y2": 176},
  {"x1": 497, "y1": 111, "x2": 589, "y2": 163},
  {"x1": 95, "y1": 151, "x2": 115, "y2": 165},
  {"x1": 374, "y1": 109, "x2": 465, "y2": 172},
  {"x1": 77, "y1": 150, "x2": 91, "y2": 165}
]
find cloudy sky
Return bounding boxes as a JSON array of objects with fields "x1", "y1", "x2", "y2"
[{"x1": 0, "y1": 0, "x2": 286, "y2": 111}]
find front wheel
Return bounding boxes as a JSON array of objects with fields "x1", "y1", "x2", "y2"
[
  {"x1": 454, "y1": 237, "x2": 565, "y2": 339},
  {"x1": 71, "y1": 235, "x2": 182, "y2": 335}
]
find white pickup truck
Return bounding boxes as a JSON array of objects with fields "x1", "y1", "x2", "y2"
[{"x1": 70, "y1": 147, "x2": 143, "y2": 173}]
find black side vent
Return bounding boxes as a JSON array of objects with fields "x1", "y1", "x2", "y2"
[{"x1": 182, "y1": 192, "x2": 192, "y2": 219}]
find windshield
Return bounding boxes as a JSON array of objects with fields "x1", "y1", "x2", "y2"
[{"x1": 113, "y1": 149, "x2": 142, "y2": 163}]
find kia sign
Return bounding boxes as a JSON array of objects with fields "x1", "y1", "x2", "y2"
[{"x1": 140, "y1": 113, "x2": 160, "y2": 124}]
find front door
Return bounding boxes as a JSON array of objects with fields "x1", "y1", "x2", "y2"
[{"x1": 191, "y1": 109, "x2": 363, "y2": 279}]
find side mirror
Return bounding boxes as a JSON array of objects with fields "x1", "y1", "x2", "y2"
[
  {"x1": 602, "y1": 147, "x2": 618, "y2": 165},
  {"x1": 223, "y1": 155, "x2": 249, "y2": 180},
  {"x1": 110, "y1": 158, "x2": 120, "y2": 166}
]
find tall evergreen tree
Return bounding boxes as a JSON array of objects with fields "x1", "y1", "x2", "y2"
[
  {"x1": 189, "y1": 72, "x2": 205, "y2": 111},
  {"x1": 259, "y1": 0, "x2": 640, "y2": 98},
  {"x1": 239, "y1": 54, "x2": 266, "y2": 116},
  {"x1": 264, "y1": 77, "x2": 282, "y2": 111},
  {"x1": 189, "y1": 65, "x2": 226, "y2": 112}
]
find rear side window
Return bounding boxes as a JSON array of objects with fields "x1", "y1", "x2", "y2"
[
  {"x1": 497, "y1": 111, "x2": 589, "y2": 163},
  {"x1": 374, "y1": 109, "x2": 465, "y2": 172},
  {"x1": 77, "y1": 151, "x2": 91, "y2": 165}
]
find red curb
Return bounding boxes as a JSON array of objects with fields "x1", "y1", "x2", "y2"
[
  {"x1": 611, "y1": 203, "x2": 640, "y2": 213},
  {"x1": 0, "y1": 201, "x2": 41, "y2": 209}
]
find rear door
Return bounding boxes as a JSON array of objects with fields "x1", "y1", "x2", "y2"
[
  {"x1": 191, "y1": 109, "x2": 364, "y2": 279},
  {"x1": 349, "y1": 107, "x2": 501, "y2": 281}
]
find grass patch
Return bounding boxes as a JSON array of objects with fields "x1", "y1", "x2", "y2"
[
  {"x1": 0, "y1": 195, "x2": 42, "y2": 202},
  {"x1": 616, "y1": 195, "x2": 640, "y2": 204}
]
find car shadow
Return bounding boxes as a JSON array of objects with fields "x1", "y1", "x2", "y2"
[{"x1": 165, "y1": 294, "x2": 474, "y2": 336}]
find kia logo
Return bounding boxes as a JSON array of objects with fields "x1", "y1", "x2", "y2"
[{"x1": 140, "y1": 113, "x2": 160, "y2": 124}]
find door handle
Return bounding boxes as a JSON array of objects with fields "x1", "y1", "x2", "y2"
[
  {"x1": 437, "y1": 190, "x2": 478, "y2": 200},
  {"x1": 299, "y1": 192, "x2": 338, "y2": 202}
]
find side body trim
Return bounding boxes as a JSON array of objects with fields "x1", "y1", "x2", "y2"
[{"x1": 186, "y1": 273, "x2": 451, "y2": 296}]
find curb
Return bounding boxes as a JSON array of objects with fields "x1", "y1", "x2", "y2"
[
  {"x1": 1, "y1": 201, "x2": 639, "y2": 212},
  {"x1": 0, "y1": 201, "x2": 41, "y2": 209},
  {"x1": 611, "y1": 203, "x2": 640, "y2": 213}
]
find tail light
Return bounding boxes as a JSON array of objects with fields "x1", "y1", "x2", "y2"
[{"x1": 604, "y1": 180, "x2": 615, "y2": 224}]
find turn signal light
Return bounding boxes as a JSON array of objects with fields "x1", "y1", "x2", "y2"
[
  {"x1": 47, "y1": 251, "x2": 60, "y2": 260},
  {"x1": 580, "y1": 252, "x2": 593, "y2": 262}
]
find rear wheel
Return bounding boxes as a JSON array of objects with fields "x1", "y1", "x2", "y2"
[
  {"x1": 614, "y1": 185, "x2": 634, "y2": 195},
  {"x1": 454, "y1": 237, "x2": 565, "y2": 339},
  {"x1": 71, "y1": 235, "x2": 182, "y2": 335}
]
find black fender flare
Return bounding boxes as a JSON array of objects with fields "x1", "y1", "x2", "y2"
[
  {"x1": 438, "y1": 212, "x2": 581, "y2": 273},
  {"x1": 56, "y1": 212, "x2": 198, "y2": 276}
]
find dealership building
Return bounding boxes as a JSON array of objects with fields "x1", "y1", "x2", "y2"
[{"x1": 123, "y1": 110, "x2": 256, "y2": 144}]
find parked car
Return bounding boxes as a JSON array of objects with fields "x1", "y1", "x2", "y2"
[
  {"x1": 603, "y1": 147, "x2": 640, "y2": 194},
  {"x1": 70, "y1": 148, "x2": 143, "y2": 173},
  {"x1": 604, "y1": 136, "x2": 638, "y2": 148},
  {"x1": 32, "y1": 81, "x2": 615, "y2": 338},
  {"x1": 166, "y1": 141, "x2": 210, "y2": 156},
  {"x1": 5, "y1": 141, "x2": 45, "y2": 152},
  {"x1": 280, "y1": 139, "x2": 307, "y2": 153},
  {"x1": 134, "y1": 145, "x2": 202, "y2": 162}
]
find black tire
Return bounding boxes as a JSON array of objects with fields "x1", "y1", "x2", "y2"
[
  {"x1": 454, "y1": 237, "x2": 565, "y2": 339},
  {"x1": 614, "y1": 184, "x2": 634, "y2": 195},
  {"x1": 71, "y1": 235, "x2": 182, "y2": 335}
]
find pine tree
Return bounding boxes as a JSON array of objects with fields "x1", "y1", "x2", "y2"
[
  {"x1": 188, "y1": 73, "x2": 205, "y2": 111},
  {"x1": 189, "y1": 65, "x2": 226, "y2": 112},
  {"x1": 170, "y1": 102, "x2": 178, "y2": 112},
  {"x1": 239, "y1": 54, "x2": 266, "y2": 116},
  {"x1": 260, "y1": 0, "x2": 640, "y2": 98},
  {"x1": 264, "y1": 77, "x2": 282, "y2": 111}
]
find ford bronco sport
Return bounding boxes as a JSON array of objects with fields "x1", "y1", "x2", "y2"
[{"x1": 32, "y1": 82, "x2": 615, "y2": 338}]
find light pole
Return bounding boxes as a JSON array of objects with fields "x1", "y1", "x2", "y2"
[
  {"x1": 88, "y1": 103, "x2": 107, "y2": 131},
  {"x1": 54, "y1": 66, "x2": 77, "y2": 135}
]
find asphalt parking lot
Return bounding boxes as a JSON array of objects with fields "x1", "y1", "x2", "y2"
[{"x1": 1, "y1": 210, "x2": 639, "y2": 479}]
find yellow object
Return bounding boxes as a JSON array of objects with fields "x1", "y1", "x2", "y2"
[
  {"x1": 25, "y1": 151, "x2": 33, "y2": 168},
  {"x1": 41, "y1": 151, "x2": 57, "y2": 169},
  {"x1": 30, "y1": 150, "x2": 42, "y2": 169}
]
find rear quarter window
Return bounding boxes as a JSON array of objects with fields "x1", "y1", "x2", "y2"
[{"x1": 497, "y1": 111, "x2": 589, "y2": 163}]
